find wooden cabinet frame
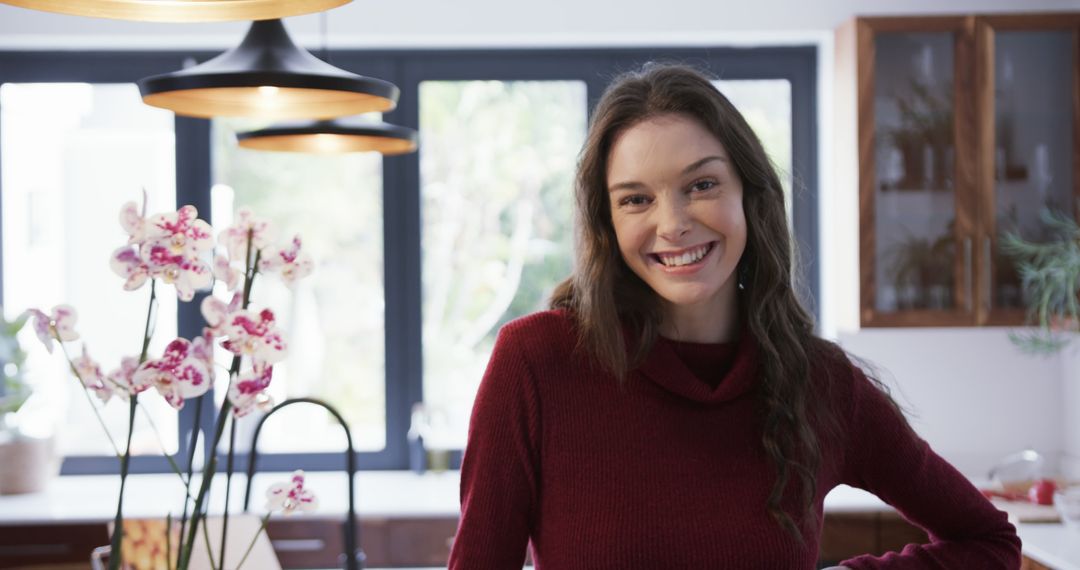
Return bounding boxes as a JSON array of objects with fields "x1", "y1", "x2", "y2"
[
  {"x1": 839, "y1": 13, "x2": 1080, "y2": 328},
  {"x1": 976, "y1": 13, "x2": 1080, "y2": 326}
]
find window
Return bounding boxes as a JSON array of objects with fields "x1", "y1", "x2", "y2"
[
  {"x1": 210, "y1": 117, "x2": 387, "y2": 454},
  {"x1": 0, "y1": 47, "x2": 817, "y2": 472},
  {"x1": 1, "y1": 82, "x2": 179, "y2": 459},
  {"x1": 419, "y1": 80, "x2": 587, "y2": 449},
  {"x1": 715, "y1": 79, "x2": 794, "y2": 221}
]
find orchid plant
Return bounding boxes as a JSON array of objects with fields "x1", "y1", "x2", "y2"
[{"x1": 27, "y1": 196, "x2": 314, "y2": 570}]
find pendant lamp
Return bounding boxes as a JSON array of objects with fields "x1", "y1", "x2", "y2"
[
  {"x1": 233, "y1": 12, "x2": 417, "y2": 155},
  {"x1": 237, "y1": 118, "x2": 417, "y2": 154},
  {"x1": 138, "y1": 19, "x2": 398, "y2": 120},
  {"x1": 0, "y1": 0, "x2": 351, "y2": 22}
]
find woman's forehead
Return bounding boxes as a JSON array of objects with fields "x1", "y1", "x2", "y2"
[{"x1": 606, "y1": 114, "x2": 730, "y2": 184}]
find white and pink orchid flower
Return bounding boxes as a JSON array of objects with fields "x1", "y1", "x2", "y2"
[
  {"x1": 213, "y1": 254, "x2": 241, "y2": 292},
  {"x1": 221, "y1": 308, "x2": 287, "y2": 365},
  {"x1": 200, "y1": 293, "x2": 242, "y2": 336},
  {"x1": 145, "y1": 205, "x2": 214, "y2": 261},
  {"x1": 104, "y1": 355, "x2": 149, "y2": 401},
  {"x1": 191, "y1": 329, "x2": 216, "y2": 374},
  {"x1": 145, "y1": 245, "x2": 212, "y2": 302},
  {"x1": 258, "y1": 236, "x2": 314, "y2": 288},
  {"x1": 133, "y1": 338, "x2": 213, "y2": 410},
  {"x1": 27, "y1": 305, "x2": 79, "y2": 354},
  {"x1": 118, "y1": 199, "x2": 148, "y2": 246},
  {"x1": 110, "y1": 246, "x2": 151, "y2": 291},
  {"x1": 228, "y1": 363, "x2": 274, "y2": 418},
  {"x1": 265, "y1": 470, "x2": 317, "y2": 515},
  {"x1": 219, "y1": 208, "x2": 272, "y2": 265},
  {"x1": 72, "y1": 346, "x2": 112, "y2": 404}
]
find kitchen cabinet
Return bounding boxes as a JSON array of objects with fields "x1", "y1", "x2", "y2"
[
  {"x1": 836, "y1": 13, "x2": 1080, "y2": 327},
  {"x1": 0, "y1": 512, "x2": 925, "y2": 568}
]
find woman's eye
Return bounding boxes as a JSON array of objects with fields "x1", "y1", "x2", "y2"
[
  {"x1": 690, "y1": 179, "x2": 717, "y2": 192},
  {"x1": 619, "y1": 195, "x2": 650, "y2": 207}
]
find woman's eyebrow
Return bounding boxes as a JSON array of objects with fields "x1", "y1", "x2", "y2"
[
  {"x1": 681, "y1": 155, "x2": 727, "y2": 175},
  {"x1": 608, "y1": 180, "x2": 644, "y2": 193},
  {"x1": 608, "y1": 155, "x2": 728, "y2": 193}
]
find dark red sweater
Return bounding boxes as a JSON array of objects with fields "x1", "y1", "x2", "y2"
[{"x1": 448, "y1": 310, "x2": 1021, "y2": 569}]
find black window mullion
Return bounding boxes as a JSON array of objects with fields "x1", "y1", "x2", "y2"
[
  {"x1": 383, "y1": 55, "x2": 426, "y2": 471},
  {"x1": 790, "y1": 47, "x2": 820, "y2": 321},
  {"x1": 374, "y1": 53, "x2": 419, "y2": 471},
  {"x1": 175, "y1": 115, "x2": 214, "y2": 471}
]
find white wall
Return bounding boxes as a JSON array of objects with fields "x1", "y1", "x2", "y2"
[
  {"x1": 0, "y1": 0, "x2": 1078, "y2": 478},
  {"x1": 839, "y1": 328, "x2": 1065, "y2": 477}
]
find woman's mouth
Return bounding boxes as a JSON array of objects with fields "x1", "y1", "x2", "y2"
[{"x1": 649, "y1": 242, "x2": 716, "y2": 272}]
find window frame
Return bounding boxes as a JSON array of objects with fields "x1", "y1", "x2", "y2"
[{"x1": 0, "y1": 45, "x2": 817, "y2": 474}]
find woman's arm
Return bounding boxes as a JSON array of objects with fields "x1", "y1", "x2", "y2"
[
  {"x1": 838, "y1": 367, "x2": 1021, "y2": 569},
  {"x1": 447, "y1": 324, "x2": 541, "y2": 570}
]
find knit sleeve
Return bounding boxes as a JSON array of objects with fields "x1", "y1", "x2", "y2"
[
  {"x1": 838, "y1": 366, "x2": 1021, "y2": 570},
  {"x1": 448, "y1": 322, "x2": 541, "y2": 570}
]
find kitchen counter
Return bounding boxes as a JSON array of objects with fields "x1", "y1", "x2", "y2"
[
  {"x1": 1017, "y1": 523, "x2": 1080, "y2": 570},
  {"x1": 4, "y1": 472, "x2": 1074, "y2": 569},
  {"x1": 0, "y1": 471, "x2": 891, "y2": 523}
]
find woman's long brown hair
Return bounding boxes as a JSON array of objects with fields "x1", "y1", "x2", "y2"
[{"x1": 550, "y1": 63, "x2": 900, "y2": 540}]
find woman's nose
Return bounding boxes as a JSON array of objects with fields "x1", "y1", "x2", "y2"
[{"x1": 656, "y1": 199, "x2": 692, "y2": 241}]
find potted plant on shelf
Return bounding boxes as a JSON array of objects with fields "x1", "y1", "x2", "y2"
[
  {"x1": 999, "y1": 208, "x2": 1080, "y2": 352},
  {"x1": 886, "y1": 78, "x2": 954, "y2": 191},
  {"x1": 0, "y1": 308, "x2": 58, "y2": 495},
  {"x1": 886, "y1": 227, "x2": 955, "y2": 310}
]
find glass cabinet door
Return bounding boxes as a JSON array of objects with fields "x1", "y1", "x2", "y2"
[
  {"x1": 862, "y1": 19, "x2": 977, "y2": 326},
  {"x1": 981, "y1": 20, "x2": 1078, "y2": 325},
  {"x1": 854, "y1": 15, "x2": 1079, "y2": 328},
  {"x1": 873, "y1": 33, "x2": 958, "y2": 314}
]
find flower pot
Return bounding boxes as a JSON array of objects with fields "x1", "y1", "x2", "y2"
[{"x1": 0, "y1": 432, "x2": 58, "y2": 494}]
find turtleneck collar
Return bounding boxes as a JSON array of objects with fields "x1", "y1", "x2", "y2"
[{"x1": 634, "y1": 326, "x2": 758, "y2": 404}]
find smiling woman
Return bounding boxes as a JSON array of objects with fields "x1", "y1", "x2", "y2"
[
  {"x1": 607, "y1": 114, "x2": 747, "y2": 343},
  {"x1": 448, "y1": 63, "x2": 1022, "y2": 569}
]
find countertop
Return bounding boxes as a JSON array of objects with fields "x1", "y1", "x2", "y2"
[
  {"x1": 0, "y1": 470, "x2": 891, "y2": 523},
  {"x1": 1017, "y1": 523, "x2": 1080, "y2": 570},
  {"x1": 1, "y1": 471, "x2": 1075, "y2": 569}
]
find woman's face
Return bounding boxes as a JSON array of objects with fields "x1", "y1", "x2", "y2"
[{"x1": 606, "y1": 113, "x2": 746, "y2": 316}]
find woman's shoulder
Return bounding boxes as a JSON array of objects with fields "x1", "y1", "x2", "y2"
[
  {"x1": 806, "y1": 337, "x2": 865, "y2": 398},
  {"x1": 807, "y1": 337, "x2": 902, "y2": 418},
  {"x1": 495, "y1": 308, "x2": 583, "y2": 364},
  {"x1": 499, "y1": 308, "x2": 578, "y2": 342}
]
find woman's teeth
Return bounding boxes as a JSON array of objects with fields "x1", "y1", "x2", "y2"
[{"x1": 657, "y1": 243, "x2": 711, "y2": 267}]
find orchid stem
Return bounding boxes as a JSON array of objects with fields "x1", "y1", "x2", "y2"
[
  {"x1": 179, "y1": 231, "x2": 259, "y2": 570},
  {"x1": 137, "y1": 404, "x2": 191, "y2": 490},
  {"x1": 176, "y1": 396, "x2": 202, "y2": 570},
  {"x1": 107, "y1": 395, "x2": 138, "y2": 570},
  {"x1": 107, "y1": 280, "x2": 157, "y2": 570},
  {"x1": 219, "y1": 417, "x2": 237, "y2": 569},
  {"x1": 57, "y1": 342, "x2": 122, "y2": 457},
  {"x1": 166, "y1": 513, "x2": 175, "y2": 570},
  {"x1": 199, "y1": 510, "x2": 219, "y2": 570},
  {"x1": 234, "y1": 513, "x2": 272, "y2": 570}
]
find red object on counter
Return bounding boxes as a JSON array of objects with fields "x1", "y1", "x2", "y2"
[{"x1": 1028, "y1": 479, "x2": 1058, "y2": 506}]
